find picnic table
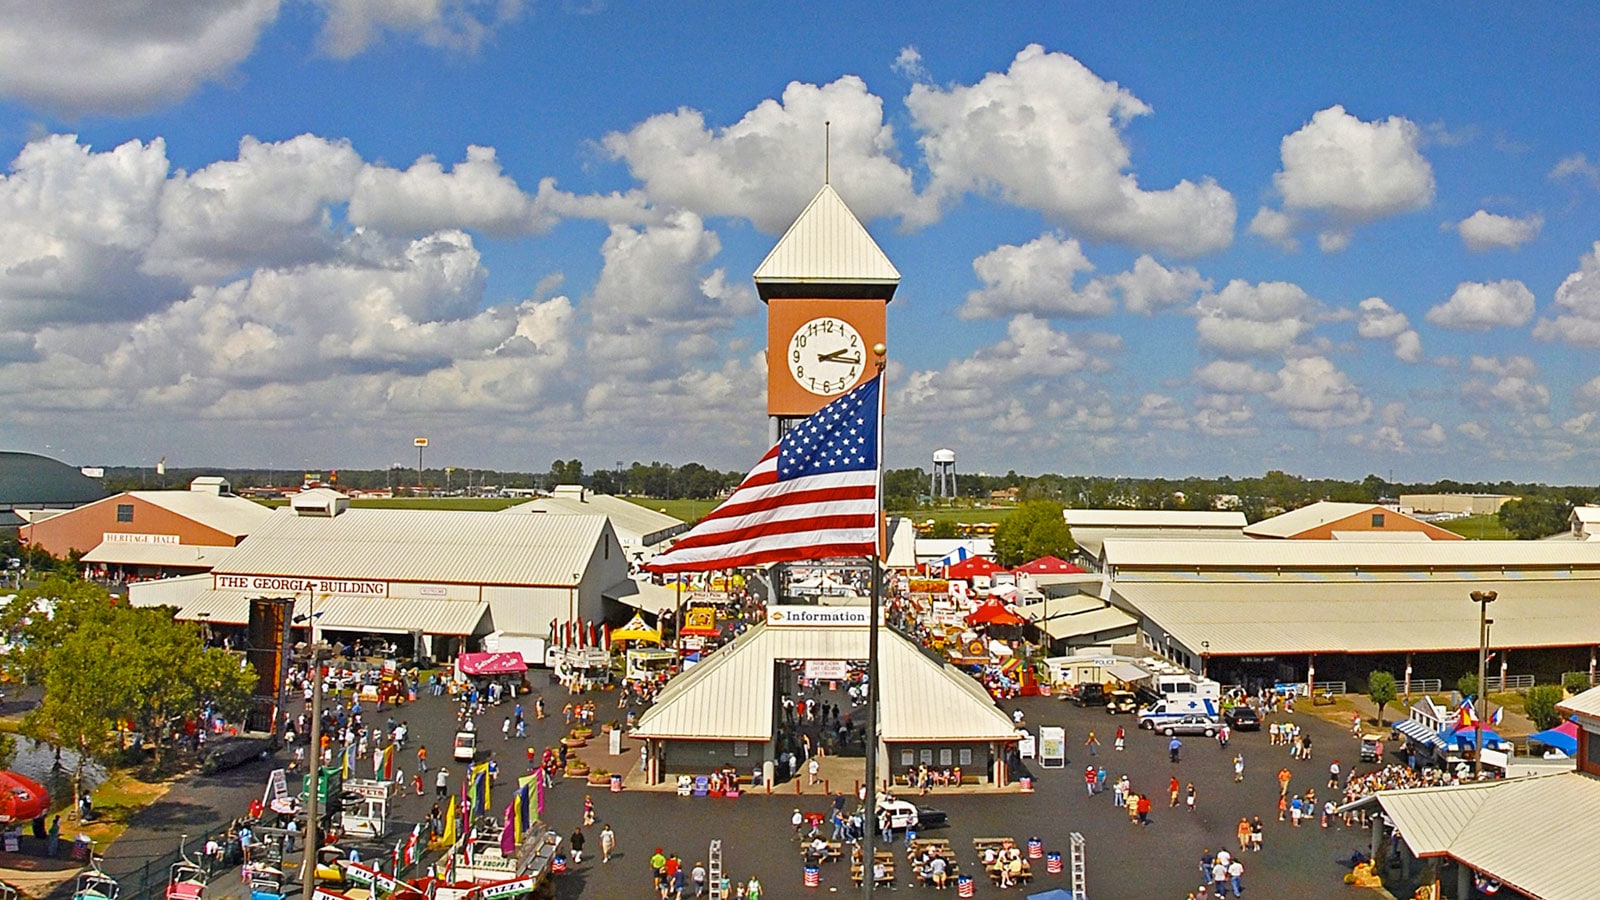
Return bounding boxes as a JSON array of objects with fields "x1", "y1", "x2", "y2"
[
  {"x1": 801, "y1": 841, "x2": 843, "y2": 864},
  {"x1": 986, "y1": 858, "x2": 1033, "y2": 886},
  {"x1": 850, "y1": 861, "x2": 896, "y2": 885},
  {"x1": 909, "y1": 837, "x2": 952, "y2": 855},
  {"x1": 972, "y1": 837, "x2": 1015, "y2": 853}
]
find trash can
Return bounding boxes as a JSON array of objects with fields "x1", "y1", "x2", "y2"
[
  {"x1": 803, "y1": 865, "x2": 820, "y2": 887},
  {"x1": 609, "y1": 773, "x2": 623, "y2": 793},
  {"x1": 551, "y1": 855, "x2": 568, "y2": 874},
  {"x1": 1046, "y1": 852, "x2": 1063, "y2": 874},
  {"x1": 956, "y1": 875, "x2": 975, "y2": 897},
  {"x1": 72, "y1": 836, "x2": 90, "y2": 860},
  {"x1": 1027, "y1": 838, "x2": 1043, "y2": 859},
  {"x1": 1019, "y1": 776, "x2": 1034, "y2": 793}
]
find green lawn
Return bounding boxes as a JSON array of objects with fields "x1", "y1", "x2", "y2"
[{"x1": 1436, "y1": 514, "x2": 1515, "y2": 540}]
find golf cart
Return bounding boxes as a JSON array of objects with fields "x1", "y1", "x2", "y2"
[
  {"x1": 246, "y1": 866, "x2": 286, "y2": 900},
  {"x1": 1360, "y1": 733, "x2": 1385, "y2": 763},
  {"x1": 72, "y1": 862, "x2": 121, "y2": 900},
  {"x1": 1105, "y1": 690, "x2": 1139, "y2": 715},
  {"x1": 453, "y1": 731, "x2": 477, "y2": 762}
]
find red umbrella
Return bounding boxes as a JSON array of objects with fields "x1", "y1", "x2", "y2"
[
  {"x1": 945, "y1": 556, "x2": 1004, "y2": 579},
  {"x1": 965, "y1": 598, "x2": 1025, "y2": 627},
  {"x1": 0, "y1": 771, "x2": 49, "y2": 823},
  {"x1": 1013, "y1": 555, "x2": 1085, "y2": 575}
]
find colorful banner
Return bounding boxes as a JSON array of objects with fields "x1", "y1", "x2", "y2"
[
  {"x1": 499, "y1": 811, "x2": 515, "y2": 856},
  {"x1": 437, "y1": 796, "x2": 457, "y2": 847},
  {"x1": 381, "y1": 745, "x2": 395, "y2": 781}
]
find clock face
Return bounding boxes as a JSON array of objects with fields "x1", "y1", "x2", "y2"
[{"x1": 788, "y1": 316, "x2": 864, "y2": 396}]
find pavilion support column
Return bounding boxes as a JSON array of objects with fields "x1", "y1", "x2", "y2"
[
  {"x1": 1306, "y1": 654, "x2": 1316, "y2": 697},
  {"x1": 1456, "y1": 859, "x2": 1472, "y2": 899},
  {"x1": 1403, "y1": 653, "x2": 1413, "y2": 700},
  {"x1": 1590, "y1": 646, "x2": 1597, "y2": 684},
  {"x1": 1368, "y1": 813, "x2": 1382, "y2": 864},
  {"x1": 1499, "y1": 650, "x2": 1508, "y2": 693}
]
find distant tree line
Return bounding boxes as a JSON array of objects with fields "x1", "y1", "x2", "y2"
[{"x1": 98, "y1": 462, "x2": 1596, "y2": 536}]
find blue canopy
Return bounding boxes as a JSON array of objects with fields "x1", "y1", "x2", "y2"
[
  {"x1": 1447, "y1": 727, "x2": 1503, "y2": 749},
  {"x1": 1527, "y1": 723, "x2": 1578, "y2": 756}
]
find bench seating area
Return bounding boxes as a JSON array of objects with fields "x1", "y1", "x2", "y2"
[
  {"x1": 800, "y1": 841, "x2": 843, "y2": 864},
  {"x1": 850, "y1": 862, "x2": 896, "y2": 885},
  {"x1": 986, "y1": 860, "x2": 1032, "y2": 885}
]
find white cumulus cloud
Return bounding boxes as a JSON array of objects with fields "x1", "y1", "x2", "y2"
[
  {"x1": 1265, "y1": 356, "x2": 1372, "y2": 428},
  {"x1": 1425, "y1": 280, "x2": 1535, "y2": 331},
  {"x1": 1532, "y1": 242, "x2": 1600, "y2": 346},
  {"x1": 1454, "y1": 210, "x2": 1543, "y2": 252},
  {"x1": 1194, "y1": 360, "x2": 1277, "y2": 394},
  {"x1": 602, "y1": 76, "x2": 916, "y2": 233},
  {"x1": 960, "y1": 234, "x2": 1108, "y2": 319},
  {"x1": 1194, "y1": 279, "x2": 1317, "y2": 357},
  {"x1": 1257, "y1": 105, "x2": 1435, "y2": 252},
  {"x1": 1355, "y1": 297, "x2": 1423, "y2": 363},
  {"x1": 905, "y1": 44, "x2": 1235, "y2": 256},
  {"x1": 0, "y1": 0, "x2": 280, "y2": 115},
  {"x1": 1462, "y1": 355, "x2": 1550, "y2": 413},
  {"x1": 314, "y1": 0, "x2": 527, "y2": 58}
]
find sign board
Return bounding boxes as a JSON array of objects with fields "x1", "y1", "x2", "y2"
[
  {"x1": 609, "y1": 726, "x2": 622, "y2": 756},
  {"x1": 413, "y1": 437, "x2": 429, "y2": 447},
  {"x1": 480, "y1": 878, "x2": 536, "y2": 900},
  {"x1": 263, "y1": 767, "x2": 288, "y2": 809},
  {"x1": 948, "y1": 581, "x2": 970, "y2": 601},
  {"x1": 102, "y1": 532, "x2": 180, "y2": 545},
  {"x1": 215, "y1": 575, "x2": 388, "y2": 596},
  {"x1": 1038, "y1": 726, "x2": 1066, "y2": 769},
  {"x1": 805, "y1": 660, "x2": 849, "y2": 681},
  {"x1": 1016, "y1": 729, "x2": 1036, "y2": 759},
  {"x1": 766, "y1": 605, "x2": 869, "y2": 627}
]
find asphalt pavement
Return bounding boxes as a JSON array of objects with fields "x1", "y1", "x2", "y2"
[{"x1": 70, "y1": 676, "x2": 1393, "y2": 900}]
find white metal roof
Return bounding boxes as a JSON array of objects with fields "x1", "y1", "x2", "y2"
[
  {"x1": 503, "y1": 492, "x2": 684, "y2": 549},
  {"x1": 1102, "y1": 537, "x2": 1600, "y2": 575},
  {"x1": 1063, "y1": 509, "x2": 1247, "y2": 528},
  {"x1": 1557, "y1": 684, "x2": 1600, "y2": 720},
  {"x1": 634, "y1": 623, "x2": 1016, "y2": 743},
  {"x1": 73, "y1": 489, "x2": 272, "y2": 537},
  {"x1": 752, "y1": 184, "x2": 900, "y2": 288},
  {"x1": 1329, "y1": 530, "x2": 1432, "y2": 542},
  {"x1": 127, "y1": 572, "x2": 211, "y2": 609},
  {"x1": 1242, "y1": 502, "x2": 1385, "y2": 538},
  {"x1": 1112, "y1": 577, "x2": 1600, "y2": 655},
  {"x1": 317, "y1": 596, "x2": 488, "y2": 636},
  {"x1": 602, "y1": 577, "x2": 689, "y2": 612},
  {"x1": 213, "y1": 508, "x2": 609, "y2": 586},
  {"x1": 884, "y1": 517, "x2": 918, "y2": 568},
  {"x1": 1072, "y1": 527, "x2": 1248, "y2": 557},
  {"x1": 1040, "y1": 606, "x2": 1138, "y2": 641},
  {"x1": 1571, "y1": 506, "x2": 1600, "y2": 525},
  {"x1": 81, "y1": 542, "x2": 236, "y2": 569},
  {"x1": 1369, "y1": 772, "x2": 1600, "y2": 900}
]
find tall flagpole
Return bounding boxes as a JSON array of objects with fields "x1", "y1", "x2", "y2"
[{"x1": 862, "y1": 345, "x2": 887, "y2": 900}]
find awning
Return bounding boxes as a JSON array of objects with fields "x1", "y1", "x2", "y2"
[
  {"x1": 316, "y1": 596, "x2": 487, "y2": 636},
  {"x1": 611, "y1": 612, "x2": 661, "y2": 644},
  {"x1": 1528, "y1": 721, "x2": 1578, "y2": 756},
  {"x1": 603, "y1": 577, "x2": 689, "y2": 611},
  {"x1": 1104, "y1": 662, "x2": 1149, "y2": 683},
  {"x1": 82, "y1": 542, "x2": 235, "y2": 569},
  {"x1": 1395, "y1": 718, "x2": 1447, "y2": 749},
  {"x1": 1446, "y1": 727, "x2": 1504, "y2": 750},
  {"x1": 457, "y1": 652, "x2": 527, "y2": 677}
]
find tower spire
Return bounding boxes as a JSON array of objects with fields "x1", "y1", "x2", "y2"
[{"x1": 824, "y1": 120, "x2": 830, "y2": 185}]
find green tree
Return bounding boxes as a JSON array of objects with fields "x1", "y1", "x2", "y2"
[
  {"x1": 1497, "y1": 495, "x2": 1571, "y2": 540},
  {"x1": 927, "y1": 520, "x2": 960, "y2": 540},
  {"x1": 993, "y1": 500, "x2": 1074, "y2": 567},
  {"x1": 1563, "y1": 672, "x2": 1592, "y2": 696},
  {"x1": 120, "y1": 608, "x2": 255, "y2": 765},
  {"x1": 1458, "y1": 673, "x2": 1479, "y2": 700},
  {"x1": 0, "y1": 575, "x2": 119, "y2": 684},
  {"x1": 24, "y1": 626, "x2": 127, "y2": 807},
  {"x1": 1368, "y1": 670, "x2": 1398, "y2": 724},
  {"x1": 1524, "y1": 684, "x2": 1564, "y2": 730}
]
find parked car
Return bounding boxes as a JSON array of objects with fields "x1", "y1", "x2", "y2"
[
  {"x1": 1159, "y1": 714, "x2": 1222, "y2": 737},
  {"x1": 1071, "y1": 683, "x2": 1107, "y2": 707},
  {"x1": 200, "y1": 734, "x2": 276, "y2": 775},
  {"x1": 1106, "y1": 691, "x2": 1139, "y2": 714},
  {"x1": 876, "y1": 797, "x2": 948, "y2": 831},
  {"x1": 1224, "y1": 706, "x2": 1262, "y2": 731}
]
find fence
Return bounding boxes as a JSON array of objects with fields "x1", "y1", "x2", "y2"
[
  {"x1": 1402, "y1": 678, "x2": 1442, "y2": 695},
  {"x1": 1309, "y1": 680, "x2": 1347, "y2": 696},
  {"x1": 1562, "y1": 671, "x2": 1600, "y2": 688},
  {"x1": 1483, "y1": 674, "x2": 1535, "y2": 693}
]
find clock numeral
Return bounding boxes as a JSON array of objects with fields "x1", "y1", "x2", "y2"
[
  {"x1": 796, "y1": 364, "x2": 804, "y2": 378},
  {"x1": 792, "y1": 349, "x2": 800, "y2": 363}
]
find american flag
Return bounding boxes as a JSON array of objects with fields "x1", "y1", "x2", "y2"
[{"x1": 644, "y1": 375, "x2": 882, "y2": 573}]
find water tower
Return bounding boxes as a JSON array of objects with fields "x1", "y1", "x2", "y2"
[{"x1": 932, "y1": 448, "x2": 957, "y2": 499}]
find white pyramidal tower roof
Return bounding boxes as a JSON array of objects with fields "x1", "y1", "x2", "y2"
[{"x1": 753, "y1": 184, "x2": 900, "y2": 298}]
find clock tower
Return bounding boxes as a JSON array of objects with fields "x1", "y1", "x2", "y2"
[{"x1": 755, "y1": 183, "x2": 899, "y2": 441}]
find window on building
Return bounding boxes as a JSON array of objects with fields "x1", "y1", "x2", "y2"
[
  {"x1": 901, "y1": 749, "x2": 914, "y2": 767},
  {"x1": 732, "y1": 741, "x2": 748, "y2": 758},
  {"x1": 958, "y1": 748, "x2": 973, "y2": 766},
  {"x1": 919, "y1": 749, "x2": 933, "y2": 765},
  {"x1": 1371, "y1": 513, "x2": 1385, "y2": 527},
  {"x1": 939, "y1": 748, "x2": 953, "y2": 766},
  {"x1": 1588, "y1": 731, "x2": 1600, "y2": 768},
  {"x1": 116, "y1": 504, "x2": 134, "y2": 523}
]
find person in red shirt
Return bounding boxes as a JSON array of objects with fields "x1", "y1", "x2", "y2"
[
  {"x1": 1136, "y1": 794, "x2": 1151, "y2": 825},
  {"x1": 1169, "y1": 776, "x2": 1181, "y2": 807}
]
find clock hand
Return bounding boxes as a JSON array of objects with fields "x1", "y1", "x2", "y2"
[{"x1": 817, "y1": 350, "x2": 862, "y2": 365}]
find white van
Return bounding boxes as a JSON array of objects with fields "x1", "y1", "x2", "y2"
[
  {"x1": 453, "y1": 730, "x2": 477, "y2": 761},
  {"x1": 1138, "y1": 695, "x2": 1221, "y2": 730}
]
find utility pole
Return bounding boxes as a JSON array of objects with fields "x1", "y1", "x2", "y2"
[{"x1": 1469, "y1": 590, "x2": 1497, "y2": 777}]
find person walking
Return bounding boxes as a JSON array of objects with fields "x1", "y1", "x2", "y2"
[
  {"x1": 1114, "y1": 725, "x2": 1125, "y2": 752},
  {"x1": 1250, "y1": 816, "x2": 1264, "y2": 852},
  {"x1": 1169, "y1": 776, "x2": 1181, "y2": 808},
  {"x1": 569, "y1": 827, "x2": 586, "y2": 864},
  {"x1": 1233, "y1": 753, "x2": 1245, "y2": 783},
  {"x1": 1228, "y1": 857, "x2": 1244, "y2": 897},
  {"x1": 600, "y1": 824, "x2": 616, "y2": 863},
  {"x1": 1085, "y1": 731, "x2": 1100, "y2": 756},
  {"x1": 1235, "y1": 818, "x2": 1251, "y2": 854},
  {"x1": 1085, "y1": 766, "x2": 1097, "y2": 796},
  {"x1": 435, "y1": 767, "x2": 449, "y2": 799},
  {"x1": 1136, "y1": 793, "x2": 1152, "y2": 826},
  {"x1": 1169, "y1": 737, "x2": 1183, "y2": 763},
  {"x1": 1328, "y1": 759, "x2": 1341, "y2": 789},
  {"x1": 1277, "y1": 767, "x2": 1292, "y2": 798},
  {"x1": 1185, "y1": 782, "x2": 1197, "y2": 813},
  {"x1": 418, "y1": 745, "x2": 428, "y2": 773}
]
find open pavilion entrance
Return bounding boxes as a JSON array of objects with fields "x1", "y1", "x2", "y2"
[{"x1": 632, "y1": 605, "x2": 1019, "y2": 789}]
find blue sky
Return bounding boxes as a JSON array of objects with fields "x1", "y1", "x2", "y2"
[{"x1": 3, "y1": 3, "x2": 1600, "y2": 483}]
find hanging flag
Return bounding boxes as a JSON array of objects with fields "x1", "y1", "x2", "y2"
[
  {"x1": 644, "y1": 374, "x2": 882, "y2": 572},
  {"x1": 382, "y1": 744, "x2": 395, "y2": 780},
  {"x1": 499, "y1": 811, "x2": 516, "y2": 856},
  {"x1": 343, "y1": 742, "x2": 358, "y2": 779},
  {"x1": 1457, "y1": 700, "x2": 1476, "y2": 729},
  {"x1": 470, "y1": 762, "x2": 491, "y2": 813},
  {"x1": 517, "y1": 783, "x2": 531, "y2": 837},
  {"x1": 510, "y1": 793, "x2": 523, "y2": 842},
  {"x1": 1490, "y1": 705, "x2": 1503, "y2": 726},
  {"x1": 602, "y1": 624, "x2": 611, "y2": 652},
  {"x1": 156, "y1": 456, "x2": 166, "y2": 476},
  {"x1": 438, "y1": 796, "x2": 457, "y2": 847},
  {"x1": 403, "y1": 825, "x2": 420, "y2": 867}
]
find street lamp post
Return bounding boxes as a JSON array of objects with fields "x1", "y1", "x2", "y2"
[
  {"x1": 1469, "y1": 590, "x2": 1497, "y2": 777},
  {"x1": 1201, "y1": 640, "x2": 1210, "y2": 678}
]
